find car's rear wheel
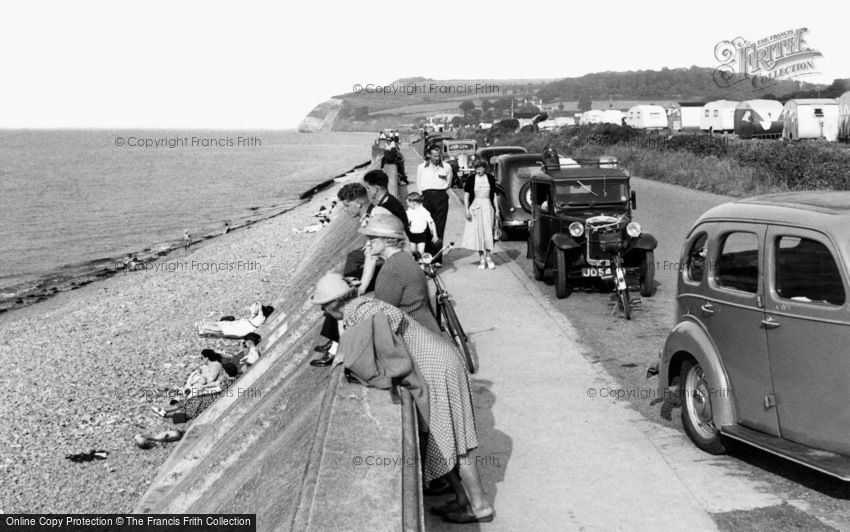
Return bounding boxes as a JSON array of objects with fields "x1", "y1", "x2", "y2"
[
  {"x1": 554, "y1": 249, "x2": 572, "y2": 298},
  {"x1": 519, "y1": 181, "x2": 533, "y2": 213},
  {"x1": 639, "y1": 250, "x2": 656, "y2": 297},
  {"x1": 681, "y1": 360, "x2": 728, "y2": 455}
]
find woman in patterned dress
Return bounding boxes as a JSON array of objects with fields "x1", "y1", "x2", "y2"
[
  {"x1": 461, "y1": 160, "x2": 500, "y2": 270},
  {"x1": 359, "y1": 209, "x2": 441, "y2": 335},
  {"x1": 311, "y1": 273, "x2": 494, "y2": 523}
]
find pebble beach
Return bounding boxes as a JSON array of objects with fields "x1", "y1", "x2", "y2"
[{"x1": 0, "y1": 180, "x2": 353, "y2": 513}]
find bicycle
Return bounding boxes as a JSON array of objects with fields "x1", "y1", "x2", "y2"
[{"x1": 420, "y1": 243, "x2": 476, "y2": 373}]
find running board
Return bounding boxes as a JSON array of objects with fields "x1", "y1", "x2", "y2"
[{"x1": 721, "y1": 425, "x2": 850, "y2": 481}]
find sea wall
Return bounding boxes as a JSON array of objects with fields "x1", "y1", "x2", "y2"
[{"x1": 135, "y1": 178, "x2": 421, "y2": 530}]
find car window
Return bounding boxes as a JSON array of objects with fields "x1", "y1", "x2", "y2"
[
  {"x1": 516, "y1": 165, "x2": 539, "y2": 179},
  {"x1": 686, "y1": 233, "x2": 708, "y2": 283},
  {"x1": 716, "y1": 232, "x2": 759, "y2": 293},
  {"x1": 774, "y1": 236, "x2": 846, "y2": 306},
  {"x1": 554, "y1": 181, "x2": 628, "y2": 205}
]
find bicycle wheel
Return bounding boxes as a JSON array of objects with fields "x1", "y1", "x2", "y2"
[
  {"x1": 442, "y1": 300, "x2": 475, "y2": 373},
  {"x1": 617, "y1": 288, "x2": 632, "y2": 320}
]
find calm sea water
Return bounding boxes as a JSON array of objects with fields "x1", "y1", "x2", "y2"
[{"x1": 0, "y1": 130, "x2": 373, "y2": 302}]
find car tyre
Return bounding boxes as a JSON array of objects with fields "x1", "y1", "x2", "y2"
[
  {"x1": 639, "y1": 250, "x2": 656, "y2": 297},
  {"x1": 680, "y1": 360, "x2": 728, "y2": 455},
  {"x1": 518, "y1": 181, "x2": 533, "y2": 213},
  {"x1": 554, "y1": 249, "x2": 572, "y2": 298}
]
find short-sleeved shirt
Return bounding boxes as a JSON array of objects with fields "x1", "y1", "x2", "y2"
[{"x1": 406, "y1": 205, "x2": 434, "y2": 234}]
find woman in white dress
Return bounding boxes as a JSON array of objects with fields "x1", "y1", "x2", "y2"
[{"x1": 461, "y1": 160, "x2": 500, "y2": 269}]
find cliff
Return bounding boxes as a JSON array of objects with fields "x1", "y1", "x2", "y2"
[{"x1": 298, "y1": 98, "x2": 344, "y2": 133}]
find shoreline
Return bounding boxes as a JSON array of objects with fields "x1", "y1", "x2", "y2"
[
  {"x1": 0, "y1": 159, "x2": 370, "y2": 317},
  {"x1": 0, "y1": 164, "x2": 363, "y2": 512}
]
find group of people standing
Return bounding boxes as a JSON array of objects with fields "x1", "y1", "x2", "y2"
[{"x1": 307, "y1": 150, "x2": 496, "y2": 523}]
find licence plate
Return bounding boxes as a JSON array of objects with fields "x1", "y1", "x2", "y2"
[{"x1": 582, "y1": 267, "x2": 612, "y2": 277}]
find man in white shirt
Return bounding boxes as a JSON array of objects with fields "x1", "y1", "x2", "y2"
[{"x1": 416, "y1": 146, "x2": 453, "y2": 258}]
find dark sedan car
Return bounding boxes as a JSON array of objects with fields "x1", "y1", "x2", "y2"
[
  {"x1": 491, "y1": 153, "x2": 543, "y2": 239},
  {"x1": 476, "y1": 146, "x2": 528, "y2": 167}
]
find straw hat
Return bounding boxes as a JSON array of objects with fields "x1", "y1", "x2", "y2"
[
  {"x1": 310, "y1": 273, "x2": 352, "y2": 305},
  {"x1": 359, "y1": 208, "x2": 406, "y2": 240}
]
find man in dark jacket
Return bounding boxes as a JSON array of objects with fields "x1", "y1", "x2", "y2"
[{"x1": 363, "y1": 169, "x2": 409, "y2": 235}]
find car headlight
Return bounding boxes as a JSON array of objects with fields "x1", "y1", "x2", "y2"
[
  {"x1": 626, "y1": 222, "x2": 642, "y2": 238},
  {"x1": 569, "y1": 222, "x2": 584, "y2": 237}
]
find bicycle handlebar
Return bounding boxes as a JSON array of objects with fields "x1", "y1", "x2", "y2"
[{"x1": 421, "y1": 242, "x2": 454, "y2": 265}]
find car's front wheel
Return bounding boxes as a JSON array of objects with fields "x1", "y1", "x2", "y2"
[
  {"x1": 639, "y1": 250, "x2": 656, "y2": 297},
  {"x1": 680, "y1": 360, "x2": 728, "y2": 455},
  {"x1": 554, "y1": 249, "x2": 572, "y2": 298}
]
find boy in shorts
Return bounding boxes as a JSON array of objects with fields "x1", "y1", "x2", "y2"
[{"x1": 406, "y1": 192, "x2": 439, "y2": 257}]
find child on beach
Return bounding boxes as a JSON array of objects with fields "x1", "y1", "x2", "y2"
[
  {"x1": 406, "y1": 192, "x2": 439, "y2": 257},
  {"x1": 238, "y1": 332, "x2": 262, "y2": 367},
  {"x1": 183, "y1": 230, "x2": 191, "y2": 250}
]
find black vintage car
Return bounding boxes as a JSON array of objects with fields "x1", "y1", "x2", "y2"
[
  {"x1": 526, "y1": 162, "x2": 657, "y2": 299},
  {"x1": 476, "y1": 145, "x2": 527, "y2": 167},
  {"x1": 492, "y1": 153, "x2": 544, "y2": 239}
]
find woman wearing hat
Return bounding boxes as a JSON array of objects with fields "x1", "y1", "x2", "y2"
[
  {"x1": 360, "y1": 209, "x2": 440, "y2": 334},
  {"x1": 310, "y1": 273, "x2": 494, "y2": 524},
  {"x1": 461, "y1": 160, "x2": 500, "y2": 270}
]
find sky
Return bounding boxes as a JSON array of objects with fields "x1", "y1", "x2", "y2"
[{"x1": 0, "y1": 0, "x2": 846, "y2": 129}]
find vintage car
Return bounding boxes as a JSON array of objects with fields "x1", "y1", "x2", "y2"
[
  {"x1": 526, "y1": 161, "x2": 657, "y2": 299},
  {"x1": 476, "y1": 145, "x2": 528, "y2": 167},
  {"x1": 491, "y1": 153, "x2": 544, "y2": 238},
  {"x1": 441, "y1": 139, "x2": 478, "y2": 187},
  {"x1": 659, "y1": 192, "x2": 850, "y2": 480}
]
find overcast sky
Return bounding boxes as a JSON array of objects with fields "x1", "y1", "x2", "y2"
[{"x1": 0, "y1": 0, "x2": 846, "y2": 129}]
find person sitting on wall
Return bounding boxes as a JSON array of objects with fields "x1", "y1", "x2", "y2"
[
  {"x1": 381, "y1": 146, "x2": 408, "y2": 185},
  {"x1": 362, "y1": 169, "x2": 409, "y2": 233},
  {"x1": 311, "y1": 183, "x2": 393, "y2": 365}
]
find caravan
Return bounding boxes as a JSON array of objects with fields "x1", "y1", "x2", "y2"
[
  {"x1": 839, "y1": 91, "x2": 850, "y2": 142},
  {"x1": 700, "y1": 100, "x2": 738, "y2": 133},
  {"x1": 782, "y1": 99, "x2": 839, "y2": 141},
  {"x1": 734, "y1": 100, "x2": 784, "y2": 139},
  {"x1": 625, "y1": 105, "x2": 667, "y2": 129},
  {"x1": 668, "y1": 102, "x2": 703, "y2": 131}
]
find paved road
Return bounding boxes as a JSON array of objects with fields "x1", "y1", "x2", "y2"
[{"x1": 492, "y1": 176, "x2": 850, "y2": 530}]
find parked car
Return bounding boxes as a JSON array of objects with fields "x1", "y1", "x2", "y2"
[
  {"x1": 526, "y1": 161, "x2": 657, "y2": 300},
  {"x1": 441, "y1": 139, "x2": 478, "y2": 187},
  {"x1": 476, "y1": 146, "x2": 527, "y2": 167},
  {"x1": 491, "y1": 153, "x2": 543, "y2": 238},
  {"x1": 659, "y1": 192, "x2": 850, "y2": 480}
]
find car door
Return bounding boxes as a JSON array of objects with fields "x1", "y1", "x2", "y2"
[
  {"x1": 704, "y1": 223, "x2": 780, "y2": 436},
  {"x1": 764, "y1": 226, "x2": 850, "y2": 454},
  {"x1": 530, "y1": 182, "x2": 552, "y2": 263}
]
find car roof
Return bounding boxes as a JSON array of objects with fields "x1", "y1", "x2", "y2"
[
  {"x1": 531, "y1": 167, "x2": 629, "y2": 181},
  {"x1": 478, "y1": 146, "x2": 527, "y2": 154},
  {"x1": 495, "y1": 153, "x2": 544, "y2": 165},
  {"x1": 442, "y1": 139, "x2": 476, "y2": 144},
  {"x1": 697, "y1": 192, "x2": 850, "y2": 228}
]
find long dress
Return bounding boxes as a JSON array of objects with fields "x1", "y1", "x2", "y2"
[
  {"x1": 343, "y1": 298, "x2": 477, "y2": 482},
  {"x1": 462, "y1": 174, "x2": 495, "y2": 252},
  {"x1": 374, "y1": 251, "x2": 441, "y2": 335}
]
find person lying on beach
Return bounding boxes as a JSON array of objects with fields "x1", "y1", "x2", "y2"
[
  {"x1": 152, "y1": 364, "x2": 239, "y2": 421},
  {"x1": 237, "y1": 332, "x2": 262, "y2": 368},
  {"x1": 196, "y1": 302, "x2": 272, "y2": 337}
]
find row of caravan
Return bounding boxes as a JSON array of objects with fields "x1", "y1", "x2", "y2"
[
  {"x1": 574, "y1": 92, "x2": 850, "y2": 141},
  {"x1": 669, "y1": 94, "x2": 850, "y2": 141}
]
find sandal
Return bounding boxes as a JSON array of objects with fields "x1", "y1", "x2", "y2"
[{"x1": 429, "y1": 499, "x2": 466, "y2": 516}]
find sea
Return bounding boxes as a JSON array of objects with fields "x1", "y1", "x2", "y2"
[{"x1": 0, "y1": 130, "x2": 374, "y2": 312}]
